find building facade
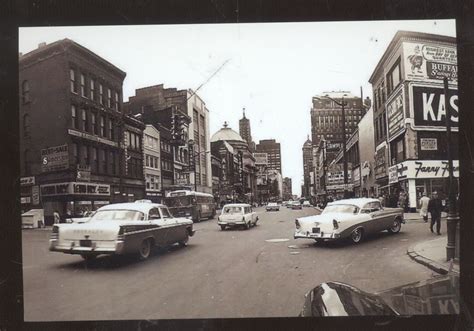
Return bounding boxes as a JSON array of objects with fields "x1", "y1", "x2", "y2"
[
  {"x1": 19, "y1": 39, "x2": 145, "y2": 223},
  {"x1": 369, "y1": 31, "x2": 458, "y2": 210},
  {"x1": 239, "y1": 109, "x2": 256, "y2": 152},
  {"x1": 255, "y1": 139, "x2": 282, "y2": 174},
  {"x1": 143, "y1": 125, "x2": 161, "y2": 202},
  {"x1": 358, "y1": 107, "x2": 376, "y2": 198},
  {"x1": 301, "y1": 137, "x2": 313, "y2": 199},
  {"x1": 282, "y1": 177, "x2": 293, "y2": 201}
]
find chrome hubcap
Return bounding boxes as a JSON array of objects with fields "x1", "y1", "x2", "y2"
[
  {"x1": 392, "y1": 221, "x2": 400, "y2": 231},
  {"x1": 352, "y1": 229, "x2": 361, "y2": 242}
]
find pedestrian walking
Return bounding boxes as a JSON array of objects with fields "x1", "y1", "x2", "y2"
[
  {"x1": 428, "y1": 191, "x2": 443, "y2": 235},
  {"x1": 378, "y1": 194, "x2": 385, "y2": 207},
  {"x1": 53, "y1": 210, "x2": 60, "y2": 224},
  {"x1": 419, "y1": 193, "x2": 430, "y2": 222}
]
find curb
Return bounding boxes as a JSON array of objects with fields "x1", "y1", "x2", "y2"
[{"x1": 406, "y1": 246, "x2": 458, "y2": 275}]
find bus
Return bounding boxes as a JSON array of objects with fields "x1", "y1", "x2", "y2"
[{"x1": 164, "y1": 190, "x2": 216, "y2": 222}]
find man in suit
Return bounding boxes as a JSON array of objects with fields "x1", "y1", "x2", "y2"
[{"x1": 428, "y1": 191, "x2": 443, "y2": 235}]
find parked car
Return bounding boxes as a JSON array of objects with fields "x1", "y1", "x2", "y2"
[
  {"x1": 49, "y1": 202, "x2": 195, "y2": 261},
  {"x1": 302, "y1": 201, "x2": 312, "y2": 207},
  {"x1": 266, "y1": 202, "x2": 280, "y2": 212},
  {"x1": 290, "y1": 201, "x2": 302, "y2": 210},
  {"x1": 217, "y1": 203, "x2": 258, "y2": 230},
  {"x1": 294, "y1": 198, "x2": 404, "y2": 244},
  {"x1": 286, "y1": 201, "x2": 294, "y2": 208},
  {"x1": 22, "y1": 209, "x2": 44, "y2": 228},
  {"x1": 299, "y1": 273, "x2": 459, "y2": 316}
]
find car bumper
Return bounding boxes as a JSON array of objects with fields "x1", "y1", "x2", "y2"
[
  {"x1": 294, "y1": 230, "x2": 341, "y2": 241},
  {"x1": 217, "y1": 221, "x2": 246, "y2": 226},
  {"x1": 49, "y1": 239, "x2": 124, "y2": 255}
]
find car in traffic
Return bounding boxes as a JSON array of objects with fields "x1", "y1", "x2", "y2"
[
  {"x1": 294, "y1": 198, "x2": 404, "y2": 244},
  {"x1": 217, "y1": 203, "x2": 258, "y2": 230},
  {"x1": 266, "y1": 202, "x2": 280, "y2": 212},
  {"x1": 299, "y1": 273, "x2": 459, "y2": 316},
  {"x1": 66, "y1": 210, "x2": 96, "y2": 224},
  {"x1": 49, "y1": 201, "x2": 195, "y2": 261},
  {"x1": 302, "y1": 201, "x2": 312, "y2": 207},
  {"x1": 290, "y1": 201, "x2": 302, "y2": 210}
]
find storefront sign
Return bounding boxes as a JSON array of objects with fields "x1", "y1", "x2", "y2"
[
  {"x1": 420, "y1": 138, "x2": 438, "y2": 151},
  {"x1": 41, "y1": 144, "x2": 69, "y2": 173},
  {"x1": 403, "y1": 42, "x2": 457, "y2": 83},
  {"x1": 20, "y1": 176, "x2": 35, "y2": 186},
  {"x1": 32, "y1": 185, "x2": 40, "y2": 205},
  {"x1": 327, "y1": 183, "x2": 354, "y2": 191},
  {"x1": 76, "y1": 165, "x2": 91, "y2": 182},
  {"x1": 411, "y1": 85, "x2": 458, "y2": 128},
  {"x1": 41, "y1": 182, "x2": 110, "y2": 197},
  {"x1": 353, "y1": 167, "x2": 361, "y2": 187},
  {"x1": 253, "y1": 153, "x2": 268, "y2": 165},
  {"x1": 387, "y1": 90, "x2": 405, "y2": 139},
  {"x1": 391, "y1": 160, "x2": 459, "y2": 180},
  {"x1": 68, "y1": 129, "x2": 118, "y2": 147},
  {"x1": 375, "y1": 146, "x2": 387, "y2": 179},
  {"x1": 21, "y1": 197, "x2": 31, "y2": 204},
  {"x1": 326, "y1": 141, "x2": 342, "y2": 153},
  {"x1": 388, "y1": 165, "x2": 399, "y2": 184}
]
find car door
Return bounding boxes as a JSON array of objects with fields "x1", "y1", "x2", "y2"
[
  {"x1": 159, "y1": 207, "x2": 182, "y2": 245},
  {"x1": 148, "y1": 207, "x2": 168, "y2": 247},
  {"x1": 367, "y1": 202, "x2": 389, "y2": 232}
]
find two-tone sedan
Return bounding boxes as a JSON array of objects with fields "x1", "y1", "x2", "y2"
[
  {"x1": 294, "y1": 198, "x2": 404, "y2": 244},
  {"x1": 49, "y1": 202, "x2": 195, "y2": 261}
]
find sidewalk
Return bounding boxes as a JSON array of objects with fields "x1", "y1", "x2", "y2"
[{"x1": 407, "y1": 235, "x2": 459, "y2": 275}]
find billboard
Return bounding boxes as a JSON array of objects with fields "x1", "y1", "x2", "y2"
[
  {"x1": 41, "y1": 144, "x2": 69, "y2": 173},
  {"x1": 403, "y1": 42, "x2": 457, "y2": 83},
  {"x1": 411, "y1": 85, "x2": 458, "y2": 128},
  {"x1": 253, "y1": 153, "x2": 268, "y2": 165},
  {"x1": 386, "y1": 89, "x2": 405, "y2": 139}
]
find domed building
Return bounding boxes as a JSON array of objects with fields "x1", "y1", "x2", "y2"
[{"x1": 210, "y1": 122, "x2": 257, "y2": 205}]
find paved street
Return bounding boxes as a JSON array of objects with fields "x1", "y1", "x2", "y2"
[{"x1": 23, "y1": 206, "x2": 435, "y2": 321}]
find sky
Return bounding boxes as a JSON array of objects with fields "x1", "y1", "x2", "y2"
[{"x1": 19, "y1": 20, "x2": 456, "y2": 195}]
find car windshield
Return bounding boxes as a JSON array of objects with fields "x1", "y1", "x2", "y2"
[
  {"x1": 223, "y1": 206, "x2": 243, "y2": 214},
  {"x1": 323, "y1": 204, "x2": 359, "y2": 214},
  {"x1": 165, "y1": 196, "x2": 191, "y2": 207},
  {"x1": 90, "y1": 210, "x2": 145, "y2": 222},
  {"x1": 160, "y1": 207, "x2": 173, "y2": 219}
]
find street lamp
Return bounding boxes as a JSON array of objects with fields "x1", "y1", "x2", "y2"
[
  {"x1": 443, "y1": 77, "x2": 459, "y2": 261},
  {"x1": 314, "y1": 93, "x2": 349, "y2": 198}
]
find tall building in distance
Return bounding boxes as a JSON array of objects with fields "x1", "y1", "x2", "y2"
[
  {"x1": 255, "y1": 139, "x2": 282, "y2": 174},
  {"x1": 302, "y1": 136, "x2": 313, "y2": 198},
  {"x1": 310, "y1": 91, "x2": 366, "y2": 154},
  {"x1": 282, "y1": 177, "x2": 293, "y2": 201},
  {"x1": 239, "y1": 108, "x2": 255, "y2": 152}
]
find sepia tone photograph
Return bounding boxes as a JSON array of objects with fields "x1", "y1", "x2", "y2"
[{"x1": 17, "y1": 19, "x2": 463, "y2": 323}]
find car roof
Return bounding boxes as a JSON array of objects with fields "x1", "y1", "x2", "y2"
[
  {"x1": 327, "y1": 198, "x2": 380, "y2": 208},
  {"x1": 223, "y1": 203, "x2": 249, "y2": 207},
  {"x1": 98, "y1": 202, "x2": 167, "y2": 213}
]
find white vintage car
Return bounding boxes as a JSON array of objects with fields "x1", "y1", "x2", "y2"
[
  {"x1": 217, "y1": 203, "x2": 259, "y2": 230},
  {"x1": 294, "y1": 198, "x2": 404, "y2": 244},
  {"x1": 49, "y1": 202, "x2": 195, "y2": 261}
]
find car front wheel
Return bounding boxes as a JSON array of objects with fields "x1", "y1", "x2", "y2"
[
  {"x1": 220, "y1": 225, "x2": 226, "y2": 231},
  {"x1": 178, "y1": 234, "x2": 189, "y2": 247},
  {"x1": 350, "y1": 228, "x2": 364, "y2": 244},
  {"x1": 388, "y1": 219, "x2": 402, "y2": 233}
]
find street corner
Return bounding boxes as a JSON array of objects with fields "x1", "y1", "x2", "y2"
[{"x1": 407, "y1": 237, "x2": 459, "y2": 275}]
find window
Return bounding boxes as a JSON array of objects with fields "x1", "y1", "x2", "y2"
[
  {"x1": 81, "y1": 145, "x2": 89, "y2": 166},
  {"x1": 100, "y1": 149, "x2": 106, "y2": 173},
  {"x1": 107, "y1": 88, "x2": 111, "y2": 108},
  {"x1": 22, "y1": 80, "x2": 30, "y2": 104},
  {"x1": 72, "y1": 143, "x2": 78, "y2": 164},
  {"x1": 109, "y1": 151, "x2": 115, "y2": 175},
  {"x1": 109, "y1": 119, "x2": 114, "y2": 140},
  {"x1": 100, "y1": 116, "x2": 105, "y2": 137},
  {"x1": 91, "y1": 113, "x2": 97, "y2": 135},
  {"x1": 386, "y1": 59, "x2": 401, "y2": 95},
  {"x1": 71, "y1": 105, "x2": 78, "y2": 129},
  {"x1": 23, "y1": 114, "x2": 30, "y2": 138},
  {"x1": 99, "y1": 84, "x2": 103, "y2": 105},
  {"x1": 90, "y1": 79, "x2": 95, "y2": 100},
  {"x1": 80, "y1": 74, "x2": 86, "y2": 97},
  {"x1": 145, "y1": 155, "x2": 150, "y2": 167},
  {"x1": 70, "y1": 69, "x2": 77, "y2": 93},
  {"x1": 114, "y1": 91, "x2": 119, "y2": 111},
  {"x1": 91, "y1": 147, "x2": 98, "y2": 172},
  {"x1": 82, "y1": 109, "x2": 88, "y2": 132}
]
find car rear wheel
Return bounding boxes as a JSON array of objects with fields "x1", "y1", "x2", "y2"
[
  {"x1": 388, "y1": 219, "x2": 402, "y2": 233},
  {"x1": 244, "y1": 221, "x2": 250, "y2": 230},
  {"x1": 138, "y1": 239, "x2": 152, "y2": 260},
  {"x1": 178, "y1": 234, "x2": 189, "y2": 247},
  {"x1": 350, "y1": 228, "x2": 364, "y2": 244}
]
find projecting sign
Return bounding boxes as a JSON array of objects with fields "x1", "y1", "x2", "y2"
[
  {"x1": 403, "y1": 42, "x2": 457, "y2": 83},
  {"x1": 387, "y1": 89, "x2": 405, "y2": 139},
  {"x1": 253, "y1": 153, "x2": 268, "y2": 165},
  {"x1": 20, "y1": 176, "x2": 35, "y2": 186},
  {"x1": 388, "y1": 165, "x2": 399, "y2": 184},
  {"x1": 411, "y1": 85, "x2": 458, "y2": 128},
  {"x1": 420, "y1": 138, "x2": 438, "y2": 151},
  {"x1": 41, "y1": 144, "x2": 69, "y2": 173},
  {"x1": 76, "y1": 165, "x2": 91, "y2": 182},
  {"x1": 32, "y1": 185, "x2": 40, "y2": 205}
]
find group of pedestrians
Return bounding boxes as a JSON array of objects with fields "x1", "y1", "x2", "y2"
[{"x1": 419, "y1": 191, "x2": 443, "y2": 235}]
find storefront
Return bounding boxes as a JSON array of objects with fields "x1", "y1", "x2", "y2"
[
  {"x1": 20, "y1": 176, "x2": 40, "y2": 213},
  {"x1": 40, "y1": 181, "x2": 111, "y2": 224},
  {"x1": 388, "y1": 160, "x2": 459, "y2": 211}
]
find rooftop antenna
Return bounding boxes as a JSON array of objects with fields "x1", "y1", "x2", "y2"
[{"x1": 187, "y1": 59, "x2": 231, "y2": 101}]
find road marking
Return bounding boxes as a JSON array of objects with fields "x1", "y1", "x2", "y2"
[
  {"x1": 290, "y1": 252, "x2": 300, "y2": 255},
  {"x1": 265, "y1": 239, "x2": 289, "y2": 243}
]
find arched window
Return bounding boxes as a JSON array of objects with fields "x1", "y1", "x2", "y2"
[
  {"x1": 23, "y1": 114, "x2": 30, "y2": 138},
  {"x1": 22, "y1": 80, "x2": 30, "y2": 104}
]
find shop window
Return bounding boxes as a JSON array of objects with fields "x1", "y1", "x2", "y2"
[{"x1": 22, "y1": 80, "x2": 30, "y2": 104}]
